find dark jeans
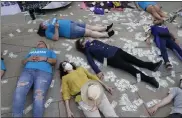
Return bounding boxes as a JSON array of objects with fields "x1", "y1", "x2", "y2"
[
  {"x1": 155, "y1": 37, "x2": 182, "y2": 63},
  {"x1": 107, "y1": 49, "x2": 158, "y2": 86},
  {"x1": 168, "y1": 113, "x2": 182, "y2": 118}
]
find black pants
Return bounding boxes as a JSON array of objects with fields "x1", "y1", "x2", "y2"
[
  {"x1": 168, "y1": 113, "x2": 182, "y2": 118},
  {"x1": 108, "y1": 49, "x2": 157, "y2": 85}
]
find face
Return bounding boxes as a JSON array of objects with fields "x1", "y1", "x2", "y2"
[
  {"x1": 62, "y1": 62, "x2": 73, "y2": 71},
  {"x1": 79, "y1": 38, "x2": 90, "y2": 48},
  {"x1": 37, "y1": 41, "x2": 47, "y2": 48},
  {"x1": 41, "y1": 22, "x2": 47, "y2": 29}
]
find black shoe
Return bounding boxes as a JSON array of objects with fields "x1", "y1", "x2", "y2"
[
  {"x1": 106, "y1": 23, "x2": 113, "y2": 32},
  {"x1": 148, "y1": 77, "x2": 159, "y2": 88},
  {"x1": 153, "y1": 60, "x2": 163, "y2": 72},
  {"x1": 108, "y1": 30, "x2": 114, "y2": 37}
]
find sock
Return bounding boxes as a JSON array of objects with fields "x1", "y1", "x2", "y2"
[
  {"x1": 106, "y1": 23, "x2": 113, "y2": 32},
  {"x1": 108, "y1": 30, "x2": 114, "y2": 37}
]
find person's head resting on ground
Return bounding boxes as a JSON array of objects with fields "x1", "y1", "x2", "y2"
[
  {"x1": 37, "y1": 21, "x2": 49, "y2": 37},
  {"x1": 59, "y1": 61, "x2": 77, "y2": 78},
  {"x1": 75, "y1": 38, "x2": 91, "y2": 53},
  {"x1": 37, "y1": 41, "x2": 48, "y2": 48},
  {"x1": 153, "y1": 19, "x2": 163, "y2": 26},
  {"x1": 180, "y1": 79, "x2": 182, "y2": 89}
]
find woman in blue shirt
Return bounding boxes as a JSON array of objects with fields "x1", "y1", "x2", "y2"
[
  {"x1": 145, "y1": 23, "x2": 182, "y2": 70},
  {"x1": 37, "y1": 18, "x2": 114, "y2": 40},
  {"x1": 12, "y1": 41, "x2": 57, "y2": 117},
  {"x1": 75, "y1": 38, "x2": 163, "y2": 88},
  {"x1": 135, "y1": 2, "x2": 167, "y2": 23},
  {"x1": 1, "y1": 57, "x2": 6, "y2": 78}
]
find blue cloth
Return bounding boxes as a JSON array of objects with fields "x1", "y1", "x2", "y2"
[
  {"x1": 137, "y1": 1, "x2": 156, "y2": 11},
  {"x1": 151, "y1": 25, "x2": 182, "y2": 63},
  {"x1": 151, "y1": 25, "x2": 170, "y2": 42},
  {"x1": 1, "y1": 59, "x2": 6, "y2": 71},
  {"x1": 45, "y1": 19, "x2": 72, "y2": 39},
  {"x1": 12, "y1": 69, "x2": 52, "y2": 117},
  {"x1": 85, "y1": 40, "x2": 118, "y2": 74},
  {"x1": 70, "y1": 21, "x2": 86, "y2": 39},
  {"x1": 24, "y1": 48, "x2": 56, "y2": 73}
]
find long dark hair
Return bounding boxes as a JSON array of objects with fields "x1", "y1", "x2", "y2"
[
  {"x1": 59, "y1": 61, "x2": 77, "y2": 79},
  {"x1": 75, "y1": 39, "x2": 85, "y2": 53},
  {"x1": 37, "y1": 24, "x2": 46, "y2": 37}
]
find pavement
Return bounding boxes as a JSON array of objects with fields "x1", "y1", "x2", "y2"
[{"x1": 1, "y1": 2, "x2": 182, "y2": 117}]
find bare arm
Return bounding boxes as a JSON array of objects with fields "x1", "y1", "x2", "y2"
[
  {"x1": 148, "y1": 94, "x2": 173, "y2": 116},
  {"x1": 47, "y1": 58, "x2": 57, "y2": 65},
  {"x1": 155, "y1": 94, "x2": 173, "y2": 109},
  {"x1": 65, "y1": 100, "x2": 74, "y2": 117},
  {"x1": 52, "y1": 23, "x2": 59, "y2": 41}
]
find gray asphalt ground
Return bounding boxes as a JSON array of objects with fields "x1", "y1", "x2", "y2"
[{"x1": 1, "y1": 1, "x2": 182, "y2": 117}]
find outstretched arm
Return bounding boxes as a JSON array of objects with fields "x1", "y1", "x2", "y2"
[{"x1": 148, "y1": 93, "x2": 173, "y2": 116}]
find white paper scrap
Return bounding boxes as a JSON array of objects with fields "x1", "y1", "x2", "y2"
[
  {"x1": 1, "y1": 79, "x2": 8, "y2": 84},
  {"x1": 33, "y1": 20, "x2": 36, "y2": 24},
  {"x1": 166, "y1": 76, "x2": 175, "y2": 84},
  {"x1": 171, "y1": 71, "x2": 176, "y2": 77},
  {"x1": 28, "y1": 28, "x2": 33, "y2": 33},
  {"x1": 16, "y1": 29, "x2": 21, "y2": 33},
  {"x1": 9, "y1": 33, "x2": 14, "y2": 37},
  {"x1": 3, "y1": 50, "x2": 8, "y2": 55},
  {"x1": 24, "y1": 104, "x2": 33, "y2": 114},
  {"x1": 27, "y1": 20, "x2": 32, "y2": 24},
  {"x1": 50, "y1": 80, "x2": 55, "y2": 88},
  {"x1": 137, "y1": 73, "x2": 141, "y2": 82},
  {"x1": 45, "y1": 97, "x2": 53, "y2": 108},
  {"x1": 70, "y1": 12, "x2": 73, "y2": 15},
  {"x1": 53, "y1": 50, "x2": 61, "y2": 54},
  {"x1": 111, "y1": 101, "x2": 118, "y2": 108}
]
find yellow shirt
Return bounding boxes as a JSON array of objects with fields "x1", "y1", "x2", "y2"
[{"x1": 62, "y1": 67, "x2": 99, "y2": 102}]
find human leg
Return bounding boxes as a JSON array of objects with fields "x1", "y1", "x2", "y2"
[
  {"x1": 12, "y1": 69, "x2": 34, "y2": 117},
  {"x1": 86, "y1": 24, "x2": 107, "y2": 32},
  {"x1": 33, "y1": 70, "x2": 52, "y2": 117},
  {"x1": 107, "y1": 52, "x2": 159, "y2": 88},
  {"x1": 85, "y1": 29, "x2": 114, "y2": 38},
  {"x1": 98, "y1": 94, "x2": 118, "y2": 117},
  {"x1": 78, "y1": 101, "x2": 101, "y2": 117},
  {"x1": 118, "y1": 49, "x2": 162, "y2": 71},
  {"x1": 1, "y1": 70, "x2": 5, "y2": 78},
  {"x1": 146, "y1": 5, "x2": 164, "y2": 20},
  {"x1": 153, "y1": 5, "x2": 167, "y2": 18},
  {"x1": 166, "y1": 38, "x2": 182, "y2": 60}
]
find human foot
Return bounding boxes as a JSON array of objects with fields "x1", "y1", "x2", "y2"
[
  {"x1": 108, "y1": 30, "x2": 115, "y2": 37},
  {"x1": 106, "y1": 23, "x2": 113, "y2": 32}
]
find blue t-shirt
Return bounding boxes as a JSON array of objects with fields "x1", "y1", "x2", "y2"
[
  {"x1": 25, "y1": 48, "x2": 56, "y2": 73},
  {"x1": 1, "y1": 59, "x2": 6, "y2": 71},
  {"x1": 45, "y1": 19, "x2": 72, "y2": 40}
]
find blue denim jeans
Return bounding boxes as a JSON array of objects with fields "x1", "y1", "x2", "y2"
[
  {"x1": 12, "y1": 69, "x2": 52, "y2": 117},
  {"x1": 70, "y1": 21, "x2": 86, "y2": 39}
]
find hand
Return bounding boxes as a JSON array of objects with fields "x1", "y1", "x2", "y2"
[
  {"x1": 146, "y1": 38, "x2": 151, "y2": 45},
  {"x1": 27, "y1": 56, "x2": 37, "y2": 62},
  {"x1": 97, "y1": 72, "x2": 104, "y2": 80},
  {"x1": 35, "y1": 56, "x2": 47, "y2": 62},
  {"x1": 105, "y1": 86, "x2": 114, "y2": 95},
  {"x1": 55, "y1": 23, "x2": 59, "y2": 28},
  {"x1": 148, "y1": 105, "x2": 158, "y2": 116},
  {"x1": 67, "y1": 110, "x2": 74, "y2": 118}
]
